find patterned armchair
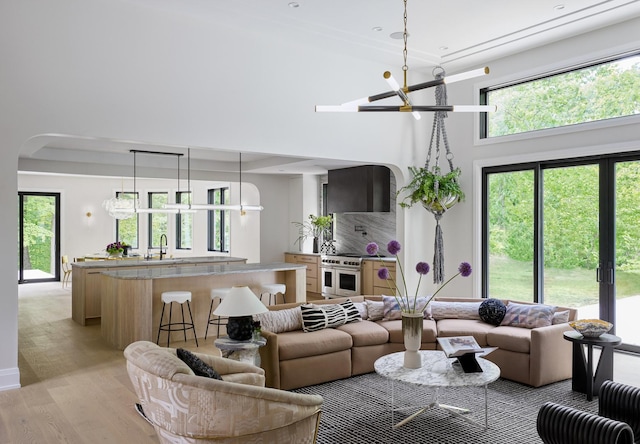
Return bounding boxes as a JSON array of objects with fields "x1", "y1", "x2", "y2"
[{"x1": 124, "y1": 341, "x2": 323, "y2": 444}]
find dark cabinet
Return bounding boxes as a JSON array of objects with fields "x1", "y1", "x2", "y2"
[{"x1": 327, "y1": 165, "x2": 390, "y2": 213}]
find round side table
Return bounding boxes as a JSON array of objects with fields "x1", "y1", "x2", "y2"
[
  {"x1": 214, "y1": 336, "x2": 267, "y2": 366},
  {"x1": 563, "y1": 330, "x2": 621, "y2": 401}
]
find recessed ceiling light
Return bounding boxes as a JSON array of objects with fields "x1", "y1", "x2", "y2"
[
  {"x1": 288, "y1": 2, "x2": 300, "y2": 8},
  {"x1": 390, "y1": 31, "x2": 407, "y2": 40},
  {"x1": 372, "y1": 26, "x2": 383, "y2": 32},
  {"x1": 554, "y1": 4, "x2": 565, "y2": 10},
  {"x1": 439, "y1": 46, "x2": 449, "y2": 51}
]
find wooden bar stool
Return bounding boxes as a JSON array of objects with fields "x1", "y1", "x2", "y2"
[
  {"x1": 259, "y1": 283, "x2": 286, "y2": 306},
  {"x1": 205, "y1": 288, "x2": 232, "y2": 339},
  {"x1": 156, "y1": 291, "x2": 198, "y2": 347}
]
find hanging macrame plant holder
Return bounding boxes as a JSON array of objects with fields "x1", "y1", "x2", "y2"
[{"x1": 423, "y1": 67, "x2": 463, "y2": 284}]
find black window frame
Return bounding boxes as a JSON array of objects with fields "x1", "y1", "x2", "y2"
[{"x1": 207, "y1": 187, "x2": 229, "y2": 253}]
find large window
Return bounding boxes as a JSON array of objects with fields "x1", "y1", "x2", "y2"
[
  {"x1": 148, "y1": 192, "x2": 168, "y2": 248},
  {"x1": 115, "y1": 192, "x2": 139, "y2": 248},
  {"x1": 481, "y1": 53, "x2": 640, "y2": 138},
  {"x1": 483, "y1": 152, "x2": 640, "y2": 352},
  {"x1": 176, "y1": 191, "x2": 192, "y2": 250},
  {"x1": 208, "y1": 187, "x2": 230, "y2": 252}
]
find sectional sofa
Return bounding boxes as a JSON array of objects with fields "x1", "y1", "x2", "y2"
[{"x1": 255, "y1": 295, "x2": 577, "y2": 390}]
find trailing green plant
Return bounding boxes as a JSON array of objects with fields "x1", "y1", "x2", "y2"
[{"x1": 398, "y1": 166, "x2": 465, "y2": 212}]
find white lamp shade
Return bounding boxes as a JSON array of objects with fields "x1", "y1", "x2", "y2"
[{"x1": 213, "y1": 286, "x2": 268, "y2": 317}]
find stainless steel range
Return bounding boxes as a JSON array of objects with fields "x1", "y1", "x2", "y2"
[{"x1": 320, "y1": 254, "x2": 362, "y2": 298}]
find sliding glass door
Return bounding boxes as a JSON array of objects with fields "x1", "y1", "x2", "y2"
[
  {"x1": 483, "y1": 153, "x2": 640, "y2": 352},
  {"x1": 18, "y1": 192, "x2": 61, "y2": 284}
]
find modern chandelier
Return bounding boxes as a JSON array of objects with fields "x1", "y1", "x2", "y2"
[{"x1": 315, "y1": 0, "x2": 496, "y2": 117}]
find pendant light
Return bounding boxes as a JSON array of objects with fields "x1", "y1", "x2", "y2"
[{"x1": 315, "y1": 0, "x2": 496, "y2": 116}]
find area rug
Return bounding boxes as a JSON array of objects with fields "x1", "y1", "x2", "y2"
[{"x1": 292, "y1": 374, "x2": 598, "y2": 444}]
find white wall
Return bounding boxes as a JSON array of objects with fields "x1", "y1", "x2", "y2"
[{"x1": 17, "y1": 173, "x2": 264, "y2": 264}]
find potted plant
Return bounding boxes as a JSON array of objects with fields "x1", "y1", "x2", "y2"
[
  {"x1": 398, "y1": 166, "x2": 465, "y2": 213},
  {"x1": 106, "y1": 241, "x2": 127, "y2": 257},
  {"x1": 293, "y1": 214, "x2": 333, "y2": 253}
]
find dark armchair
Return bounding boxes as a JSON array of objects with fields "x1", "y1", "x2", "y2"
[{"x1": 537, "y1": 380, "x2": 640, "y2": 444}]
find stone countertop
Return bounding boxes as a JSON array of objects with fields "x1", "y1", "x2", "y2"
[
  {"x1": 286, "y1": 252, "x2": 396, "y2": 262},
  {"x1": 362, "y1": 257, "x2": 397, "y2": 262},
  {"x1": 101, "y1": 262, "x2": 306, "y2": 280},
  {"x1": 71, "y1": 256, "x2": 247, "y2": 269}
]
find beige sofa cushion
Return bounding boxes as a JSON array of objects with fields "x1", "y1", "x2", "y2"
[
  {"x1": 277, "y1": 328, "x2": 353, "y2": 360},
  {"x1": 336, "y1": 320, "x2": 389, "y2": 347},
  {"x1": 378, "y1": 319, "x2": 438, "y2": 344},
  {"x1": 436, "y1": 319, "x2": 496, "y2": 346},
  {"x1": 486, "y1": 325, "x2": 532, "y2": 353}
]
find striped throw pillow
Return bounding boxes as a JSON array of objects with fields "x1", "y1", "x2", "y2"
[{"x1": 300, "y1": 299, "x2": 361, "y2": 332}]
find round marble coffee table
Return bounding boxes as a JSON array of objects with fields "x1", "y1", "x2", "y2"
[{"x1": 374, "y1": 350, "x2": 500, "y2": 429}]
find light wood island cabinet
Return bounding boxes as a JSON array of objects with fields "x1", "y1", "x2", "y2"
[
  {"x1": 362, "y1": 259, "x2": 397, "y2": 295},
  {"x1": 284, "y1": 253, "x2": 320, "y2": 296},
  {"x1": 72, "y1": 256, "x2": 246, "y2": 325}
]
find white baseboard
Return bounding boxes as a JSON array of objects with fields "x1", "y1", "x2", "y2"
[{"x1": 0, "y1": 367, "x2": 21, "y2": 391}]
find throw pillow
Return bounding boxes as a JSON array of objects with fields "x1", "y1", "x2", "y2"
[
  {"x1": 365, "y1": 300, "x2": 385, "y2": 321},
  {"x1": 552, "y1": 310, "x2": 570, "y2": 324},
  {"x1": 253, "y1": 307, "x2": 302, "y2": 333},
  {"x1": 382, "y1": 295, "x2": 430, "y2": 320},
  {"x1": 300, "y1": 299, "x2": 360, "y2": 332},
  {"x1": 353, "y1": 301, "x2": 368, "y2": 320},
  {"x1": 430, "y1": 301, "x2": 482, "y2": 321},
  {"x1": 478, "y1": 298, "x2": 507, "y2": 326},
  {"x1": 176, "y1": 348, "x2": 223, "y2": 380},
  {"x1": 500, "y1": 303, "x2": 556, "y2": 329}
]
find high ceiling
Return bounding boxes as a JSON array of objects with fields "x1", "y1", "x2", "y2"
[{"x1": 19, "y1": 0, "x2": 640, "y2": 176}]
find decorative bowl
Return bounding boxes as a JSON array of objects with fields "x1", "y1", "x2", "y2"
[{"x1": 569, "y1": 319, "x2": 613, "y2": 338}]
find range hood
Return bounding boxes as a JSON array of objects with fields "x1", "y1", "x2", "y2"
[{"x1": 327, "y1": 165, "x2": 390, "y2": 213}]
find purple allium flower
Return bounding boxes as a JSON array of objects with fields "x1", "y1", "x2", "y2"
[
  {"x1": 366, "y1": 242, "x2": 379, "y2": 256},
  {"x1": 458, "y1": 262, "x2": 472, "y2": 277},
  {"x1": 377, "y1": 268, "x2": 390, "y2": 280},
  {"x1": 415, "y1": 262, "x2": 430, "y2": 275},
  {"x1": 387, "y1": 240, "x2": 401, "y2": 256}
]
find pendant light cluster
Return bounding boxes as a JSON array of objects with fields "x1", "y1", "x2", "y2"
[{"x1": 103, "y1": 149, "x2": 263, "y2": 219}]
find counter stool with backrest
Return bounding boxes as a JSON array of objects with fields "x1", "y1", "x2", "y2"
[
  {"x1": 205, "y1": 287, "x2": 232, "y2": 339},
  {"x1": 258, "y1": 283, "x2": 286, "y2": 306},
  {"x1": 61, "y1": 255, "x2": 72, "y2": 287},
  {"x1": 156, "y1": 291, "x2": 198, "y2": 347}
]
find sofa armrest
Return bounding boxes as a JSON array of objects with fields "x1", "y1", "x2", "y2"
[
  {"x1": 530, "y1": 323, "x2": 574, "y2": 387},
  {"x1": 196, "y1": 352, "x2": 264, "y2": 376},
  {"x1": 259, "y1": 330, "x2": 282, "y2": 389}
]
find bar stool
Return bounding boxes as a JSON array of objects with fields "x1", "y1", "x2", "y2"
[
  {"x1": 205, "y1": 288, "x2": 232, "y2": 339},
  {"x1": 156, "y1": 291, "x2": 198, "y2": 347},
  {"x1": 259, "y1": 283, "x2": 286, "y2": 306}
]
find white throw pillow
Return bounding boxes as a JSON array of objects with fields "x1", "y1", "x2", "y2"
[
  {"x1": 253, "y1": 307, "x2": 302, "y2": 333},
  {"x1": 429, "y1": 301, "x2": 482, "y2": 321},
  {"x1": 365, "y1": 300, "x2": 385, "y2": 321}
]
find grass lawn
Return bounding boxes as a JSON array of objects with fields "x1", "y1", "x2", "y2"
[{"x1": 489, "y1": 256, "x2": 640, "y2": 308}]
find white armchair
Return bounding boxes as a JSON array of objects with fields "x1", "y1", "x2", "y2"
[{"x1": 124, "y1": 341, "x2": 323, "y2": 443}]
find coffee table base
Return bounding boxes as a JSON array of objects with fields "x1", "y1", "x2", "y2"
[{"x1": 390, "y1": 383, "x2": 489, "y2": 429}]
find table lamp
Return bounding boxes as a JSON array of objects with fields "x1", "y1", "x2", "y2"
[{"x1": 213, "y1": 286, "x2": 268, "y2": 340}]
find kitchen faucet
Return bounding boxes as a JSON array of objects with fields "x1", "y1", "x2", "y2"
[{"x1": 159, "y1": 234, "x2": 167, "y2": 260}]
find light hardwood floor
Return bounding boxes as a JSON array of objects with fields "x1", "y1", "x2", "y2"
[{"x1": 1, "y1": 282, "x2": 639, "y2": 443}]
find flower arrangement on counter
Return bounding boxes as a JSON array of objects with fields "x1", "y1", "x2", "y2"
[
  {"x1": 106, "y1": 241, "x2": 128, "y2": 255},
  {"x1": 366, "y1": 240, "x2": 472, "y2": 314}
]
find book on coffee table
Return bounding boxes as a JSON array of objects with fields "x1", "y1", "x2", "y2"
[
  {"x1": 437, "y1": 336, "x2": 483, "y2": 358},
  {"x1": 437, "y1": 336, "x2": 485, "y2": 373}
]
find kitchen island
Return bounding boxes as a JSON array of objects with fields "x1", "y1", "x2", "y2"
[
  {"x1": 71, "y1": 256, "x2": 247, "y2": 325},
  {"x1": 100, "y1": 262, "x2": 307, "y2": 349}
]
